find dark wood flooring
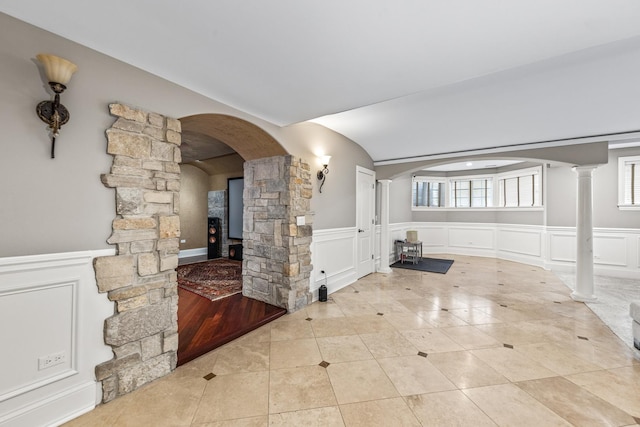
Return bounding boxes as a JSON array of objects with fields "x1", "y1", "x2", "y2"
[{"x1": 177, "y1": 288, "x2": 286, "y2": 366}]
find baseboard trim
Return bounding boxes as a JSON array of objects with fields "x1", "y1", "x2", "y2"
[{"x1": 0, "y1": 381, "x2": 98, "y2": 427}]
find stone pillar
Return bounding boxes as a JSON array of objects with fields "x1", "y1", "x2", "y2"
[
  {"x1": 93, "y1": 104, "x2": 182, "y2": 402},
  {"x1": 572, "y1": 166, "x2": 597, "y2": 302},
  {"x1": 377, "y1": 179, "x2": 393, "y2": 273},
  {"x1": 242, "y1": 156, "x2": 313, "y2": 312}
]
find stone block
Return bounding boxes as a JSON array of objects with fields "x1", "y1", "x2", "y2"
[
  {"x1": 108, "y1": 285, "x2": 147, "y2": 301},
  {"x1": 142, "y1": 160, "x2": 164, "y2": 171},
  {"x1": 113, "y1": 341, "x2": 141, "y2": 359},
  {"x1": 144, "y1": 191, "x2": 173, "y2": 204},
  {"x1": 130, "y1": 240, "x2": 156, "y2": 253},
  {"x1": 116, "y1": 188, "x2": 144, "y2": 215},
  {"x1": 94, "y1": 255, "x2": 134, "y2": 293},
  {"x1": 166, "y1": 129, "x2": 181, "y2": 145},
  {"x1": 138, "y1": 253, "x2": 158, "y2": 276},
  {"x1": 107, "y1": 229, "x2": 158, "y2": 244},
  {"x1": 255, "y1": 162, "x2": 281, "y2": 181},
  {"x1": 157, "y1": 238, "x2": 180, "y2": 253},
  {"x1": 104, "y1": 300, "x2": 172, "y2": 347},
  {"x1": 141, "y1": 334, "x2": 163, "y2": 360},
  {"x1": 151, "y1": 140, "x2": 174, "y2": 161},
  {"x1": 95, "y1": 353, "x2": 141, "y2": 381},
  {"x1": 117, "y1": 294, "x2": 148, "y2": 312},
  {"x1": 143, "y1": 126, "x2": 165, "y2": 141},
  {"x1": 110, "y1": 104, "x2": 147, "y2": 122},
  {"x1": 106, "y1": 129, "x2": 151, "y2": 159},
  {"x1": 166, "y1": 180, "x2": 181, "y2": 191},
  {"x1": 173, "y1": 146, "x2": 182, "y2": 163},
  {"x1": 160, "y1": 255, "x2": 179, "y2": 272},
  {"x1": 143, "y1": 203, "x2": 174, "y2": 215},
  {"x1": 112, "y1": 117, "x2": 145, "y2": 133},
  {"x1": 113, "y1": 156, "x2": 143, "y2": 168},
  {"x1": 297, "y1": 225, "x2": 313, "y2": 237},
  {"x1": 252, "y1": 277, "x2": 270, "y2": 294},
  {"x1": 173, "y1": 193, "x2": 180, "y2": 214},
  {"x1": 283, "y1": 262, "x2": 300, "y2": 276},
  {"x1": 163, "y1": 333, "x2": 179, "y2": 353},
  {"x1": 159, "y1": 215, "x2": 180, "y2": 238},
  {"x1": 156, "y1": 179, "x2": 166, "y2": 190},
  {"x1": 117, "y1": 353, "x2": 173, "y2": 395},
  {"x1": 149, "y1": 288, "x2": 164, "y2": 304},
  {"x1": 255, "y1": 221, "x2": 274, "y2": 235},
  {"x1": 110, "y1": 165, "x2": 153, "y2": 178},
  {"x1": 147, "y1": 113, "x2": 164, "y2": 128},
  {"x1": 113, "y1": 217, "x2": 156, "y2": 230},
  {"x1": 166, "y1": 118, "x2": 181, "y2": 132},
  {"x1": 101, "y1": 375, "x2": 118, "y2": 403},
  {"x1": 101, "y1": 174, "x2": 155, "y2": 190},
  {"x1": 164, "y1": 162, "x2": 180, "y2": 174}
]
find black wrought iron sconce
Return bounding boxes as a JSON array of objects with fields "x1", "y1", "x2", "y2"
[
  {"x1": 317, "y1": 155, "x2": 331, "y2": 193},
  {"x1": 35, "y1": 54, "x2": 78, "y2": 159}
]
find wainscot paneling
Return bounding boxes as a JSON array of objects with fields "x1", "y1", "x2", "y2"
[
  {"x1": 548, "y1": 232, "x2": 577, "y2": 263},
  {"x1": 0, "y1": 250, "x2": 114, "y2": 427},
  {"x1": 448, "y1": 226, "x2": 495, "y2": 251},
  {"x1": 310, "y1": 228, "x2": 358, "y2": 300},
  {"x1": 593, "y1": 235, "x2": 627, "y2": 267},
  {"x1": 377, "y1": 223, "x2": 639, "y2": 280}
]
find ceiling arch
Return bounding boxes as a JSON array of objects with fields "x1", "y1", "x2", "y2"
[{"x1": 180, "y1": 114, "x2": 287, "y2": 161}]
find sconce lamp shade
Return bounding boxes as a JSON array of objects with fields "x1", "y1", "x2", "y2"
[
  {"x1": 319, "y1": 155, "x2": 331, "y2": 166},
  {"x1": 36, "y1": 54, "x2": 77, "y2": 85}
]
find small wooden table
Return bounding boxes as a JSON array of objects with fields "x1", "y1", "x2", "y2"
[{"x1": 395, "y1": 240, "x2": 423, "y2": 264}]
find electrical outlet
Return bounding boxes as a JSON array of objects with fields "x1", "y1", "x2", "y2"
[
  {"x1": 180, "y1": 239, "x2": 186, "y2": 243},
  {"x1": 38, "y1": 351, "x2": 66, "y2": 370}
]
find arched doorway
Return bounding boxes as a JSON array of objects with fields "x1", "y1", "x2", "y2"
[{"x1": 94, "y1": 105, "x2": 312, "y2": 402}]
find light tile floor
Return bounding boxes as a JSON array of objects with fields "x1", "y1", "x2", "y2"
[{"x1": 66, "y1": 255, "x2": 640, "y2": 426}]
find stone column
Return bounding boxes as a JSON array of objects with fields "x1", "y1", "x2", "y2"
[
  {"x1": 242, "y1": 156, "x2": 313, "y2": 312},
  {"x1": 377, "y1": 179, "x2": 393, "y2": 273},
  {"x1": 572, "y1": 166, "x2": 597, "y2": 302},
  {"x1": 93, "y1": 104, "x2": 182, "y2": 402}
]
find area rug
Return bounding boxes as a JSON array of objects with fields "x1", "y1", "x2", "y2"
[
  {"x1": 177, "y1": 258, "x2": 242, "y2": 301},
  {"x1": 390, "y1": 257, "x2": 454, "y2": 274}
]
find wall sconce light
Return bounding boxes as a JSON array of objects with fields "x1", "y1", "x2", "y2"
[
  {"x1": 35, "y1": 54, "x2": 78, "y2": 159},
  {"x1": 317, "y1": 155, "x2": 331, "y2": 193}
]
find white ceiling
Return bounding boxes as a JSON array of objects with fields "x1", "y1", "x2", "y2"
[{"x1": 3, "y1": 0, "x2": 640, "y2": 163}]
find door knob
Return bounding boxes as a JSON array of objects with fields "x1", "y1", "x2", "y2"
[{"x1": 358, "y1": 229, "x2": 364, "y2": 233}]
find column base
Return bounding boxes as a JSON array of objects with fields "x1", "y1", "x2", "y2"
[
  {"x1": 377, "y1": 266, "x2": 393, "y2": 274},
  {"x1": 571, "y1": 291, "x2": 597, "y2": 303}
]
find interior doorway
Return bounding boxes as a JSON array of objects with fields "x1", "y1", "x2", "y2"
[{"x1": 356, "y1": 166, "x2": 376, "y2": 278}]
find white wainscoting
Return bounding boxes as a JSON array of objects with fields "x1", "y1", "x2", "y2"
[
  {"x1": 310, "y1": 228, "x2": 358, "y2": 300},
  {"x1": 547, "y1": 227, "x2": 640, "y2": 278},
  {"x1": 0, "y1": 250, "x2": 114, "y2": 427},
  {"x1": 373, "y1": 223, "x2": 640, "y2": 280}
]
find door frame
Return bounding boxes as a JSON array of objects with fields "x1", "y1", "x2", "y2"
[{"x1": 356, "y1": 165, "x2": 376, "y2": 278}]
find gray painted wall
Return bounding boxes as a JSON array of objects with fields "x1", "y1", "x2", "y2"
[
  {"x1": 547, "y1": 147, "x2": 640, "y2": 228},
  {"x1": 0, "y1": 13, "x2": 372, "y2": 257}
]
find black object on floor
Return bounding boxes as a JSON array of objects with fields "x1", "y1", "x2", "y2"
[{"x1": 390, "y1": 257, "x2": 454, "y2": 274}]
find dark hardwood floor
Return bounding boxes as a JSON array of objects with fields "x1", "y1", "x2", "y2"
[{"x1": 177, "y1": 288, "x2": 286, "y2": 366}]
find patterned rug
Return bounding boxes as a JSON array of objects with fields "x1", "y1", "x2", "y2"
[{"x1": 177, "y1": 258, "x2": 242, "y2": 301}]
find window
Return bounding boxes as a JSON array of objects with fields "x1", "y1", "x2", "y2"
[
  {"x1": 412, "y1": 177, "x2": 445, "y2": 207},
  {"x1": 411, "y1": 165, "x2": 544, "y2": 211},
  {"x1": 618, "y1": 156, "x2": 640, "y2": 208},
  {"x1": 497, "y1": 167, "x2": 541, "y2": 207},
  {"x1": 450, "y1": 178, "x2": 493, "y2": 207}
]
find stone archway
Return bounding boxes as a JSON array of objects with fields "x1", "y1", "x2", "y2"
[{"x1": 93, "y1": 105, "x2": 312, "y2": 403}]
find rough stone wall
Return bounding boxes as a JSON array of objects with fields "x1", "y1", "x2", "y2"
[
  {"x1": 93, "y1": 104, "x2": 181, "y2": 402},
  {"x1": 242, "y1": 156, "x2": 313, "y2": 311}
]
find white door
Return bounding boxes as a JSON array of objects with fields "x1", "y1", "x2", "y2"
[{"x1": 356, "y1": 166, "x2": 375, "y2": 278}]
